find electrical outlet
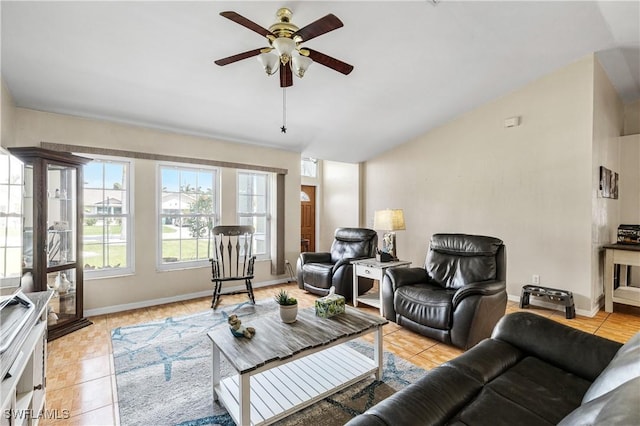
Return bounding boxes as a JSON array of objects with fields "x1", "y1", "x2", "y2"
[
  {"x1": 284, "y1": 259, "x2": 290, "y2": 265},
  {"x1": 532, "y1": 274, "x2": 540, "y2": 285}
]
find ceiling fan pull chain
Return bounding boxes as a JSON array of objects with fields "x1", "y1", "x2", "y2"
[{"x1": 281, "y1": 88, "x2": 287, "y2": 133}]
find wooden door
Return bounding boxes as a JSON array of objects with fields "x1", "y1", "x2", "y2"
[{"x1": 301, "y1": 185, "x2": 316, "y2": 252}]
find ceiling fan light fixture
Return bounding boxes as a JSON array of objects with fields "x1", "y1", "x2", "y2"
[
  {"x1": 257, "y1": 52, "x2": 279, "y2": 75},
  {"x1": 292, "y1": 53, "x2": 312, "y2": 78},
  {"x1": 272, "y1": 37, "x2": 296, "y2": 64}
]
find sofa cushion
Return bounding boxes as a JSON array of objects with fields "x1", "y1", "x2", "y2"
[
  {"x1": 394, "y1": 284, "x2": 455, "y2": 330},
  {"x1": 302, "y1": 263, "x2": 333, "y2": 289},
  {"x1": 581, "y1": 332, "x2": 640, "y2": 403},
  {"x1": 558, "y1": 377, "x2": 640, "y2": 426},
  {"x1": 329, "y1": 228, "x2": 376, "y2": 263},
  {"x1": 451, "y1": 356, "x2": 591, "y2": 425},
  {"x1": 426, "y1": 235, "x2": 502, "y2": 289}
]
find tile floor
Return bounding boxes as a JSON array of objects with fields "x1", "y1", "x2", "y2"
[{"x1": 40, "y1": 282, "x2": 640, "y2": 426}]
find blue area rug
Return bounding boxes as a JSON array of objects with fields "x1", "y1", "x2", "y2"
[{"x1": 112, "y1": 300, "x2": 425, "y2": 426}]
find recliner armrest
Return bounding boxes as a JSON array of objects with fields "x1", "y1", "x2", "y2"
[
  {"x1": 385, "y1": 267, "x2": 430, "y2": 291},
  {"x1": 332, "y1": 256, "x2": 370, "y2": 272},
  {"x1": 299, "y1": 252, "x2": 332, "y2": 265},
  {"x1": 452, "y1": 280, "x2": 505, "y2": 308}
]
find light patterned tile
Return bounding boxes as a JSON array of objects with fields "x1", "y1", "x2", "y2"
[
  {"x1": 70, "y1": 376, "x2": 113, "y2": 417},
  {"x1": 145, "y1": 301, "x2": 193, "y2": 320},
  {"x1": 41, "y1": 282, "x2": 640, "y2": 425},
  {"x1": 68, "y1": 404, "x2": 115, "y2": 426},
  {"x1": 106, "y1": 310, "x2": 153, "y2": 329},
  {"x1": 408, "y1": 352, "x2": 440, "y2": 371}
]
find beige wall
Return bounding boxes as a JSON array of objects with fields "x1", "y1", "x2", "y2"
[
  {"x1": 619, "y1": 134, "x2": 640, "y2": 224},
  {"x1": 10, "y1": 108, "x2": 301, "y2": 313},
  {"x1": 591, "y1": 57, "x2": 625, "y2": 308},
  {"x1": 619, "y1": 134, "x2": 640, "y2": 286},
  {"x1": 365, "y1": 56, "x2": 606, "y2": 314},
  {"x1": 1, "y1": 79, "x2": 16, "y2": 146},
  {"x1": 624, "y1": 100, "x2": 640, "y2": 135},
  {"x1": 319, "y1": 161, "x2": 362, "y2": 251}
]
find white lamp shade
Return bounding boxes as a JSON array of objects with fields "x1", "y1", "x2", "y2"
[
  {"x1": 292, "y1": 53, "x2": 312, "y2": 78},
  {"x1": 257, "y1": 52, "x2": 279, "y2": 75},
  {"x1": 272, "y1": 37, "x2": 296, "y2": 59},
  {"x1": 373, "y1": 209, "x2": 406, "y2": 231}
]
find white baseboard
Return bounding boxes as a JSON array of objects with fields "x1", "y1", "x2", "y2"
[
  {"x1": 84, "y1": 279, "x2": 291, "y2": 317},
  {"x1": 507, "y1": 294, "x2": 601, "y2": 318}
]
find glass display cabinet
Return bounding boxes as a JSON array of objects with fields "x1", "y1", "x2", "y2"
[{"x1": 9, "y1": 147, "x2": 92, "y2": 340}]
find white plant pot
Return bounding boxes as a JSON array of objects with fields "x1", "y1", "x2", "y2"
[{"x1": 279, "y1": 304, "x2": 298, "y2": 323}]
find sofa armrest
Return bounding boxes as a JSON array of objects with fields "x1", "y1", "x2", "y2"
[
  {"x1": 385, "y1": 267, "x2": 430, "y2": 291},
  {"x1": 345, "y1": 365, "x2": 482, "y2": 426},
  {"x1": 452, "y1": 280, "x2": 505, "y2": 308},
  {"x1": 299, "y1": 252, "x2": 331, "y2": 265},
  {"x1": 332, "y1": 256, "x2": 373, "y2": 272},
  {"x1": 493, "y1": 312, "x2": 622, "y2": 381}
]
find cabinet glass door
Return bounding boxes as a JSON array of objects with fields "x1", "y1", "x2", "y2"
[
  {"x1": 46, "y1": 164, "x2": 76, "y2": 268},
  {"x1": 46, "y1": 267, "x2": 77, "y2": 323},
  {"x1": 22, "y1": 164, "x2": 33, "y2": 270}
]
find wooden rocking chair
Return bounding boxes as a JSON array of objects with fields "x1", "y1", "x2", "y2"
[{"x1": 209, "y1": 225, "x2": 256, "y2": 309}]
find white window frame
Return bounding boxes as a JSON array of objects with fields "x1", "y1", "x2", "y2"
[
  {"x1": 0, "y1": 151, "x2": 23, "y2": 285},
  {"x1": 237, "y1": 171, "x2": 271, "y2": 260},
  {"x1": 83, "y1": 156, "x2": 135, "y2": 279},
  {"x1": 157, "y1": 163, "x2": 219, "y2": 271},
  {"x1": 301, "y1": 157, "x2": 318, "y2": 178}
]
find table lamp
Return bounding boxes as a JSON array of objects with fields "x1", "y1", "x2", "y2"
[{"x1": 373, "y1": 209, "x2": 406, "y2": 261}]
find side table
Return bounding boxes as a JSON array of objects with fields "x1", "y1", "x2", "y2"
[
  {"x1": 352, "y1": 258, "x2": 411, "y2": 316},
  {"x1": 603, "y1": 243, "x2": 640, "y2": 312}
]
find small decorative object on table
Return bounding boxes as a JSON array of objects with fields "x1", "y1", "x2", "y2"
[
  {"x1": 315, "y1": 286, "x2": 345, "y2": 318},
  {"x1": 228, "y1": 314, "x2": 256, "y2": 338},
  {"x1": 274, "y1": 289, "x2": 298, "y2": 323},
  {"x1": 375, "y1": 248, "x2": 393, "y2": 262}
]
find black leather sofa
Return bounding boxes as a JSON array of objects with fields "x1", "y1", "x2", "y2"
[{"x1": 346, "y1": 312, "x2": 640, "y2": 426}]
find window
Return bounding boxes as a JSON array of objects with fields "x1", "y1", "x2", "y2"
[
  {"x1": 301, "y1": 157, "x2": 318, "y2": 178},
  {"x1": 0, "y1": 151, "x2": 23, "y2": 284},
  {"x1": 83, "y1": 158, "x2": 133, "y2": 277},
  {"x1": 237, "y1": 171, "x2": 270, "y2": 258},
  {"x1": 159, "y1": 164, "x2": 218, "y2": 269}
]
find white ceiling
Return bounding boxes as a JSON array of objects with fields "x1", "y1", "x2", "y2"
[{"x1": 2, "y1": 1, "x2": 639, "y2": 163}]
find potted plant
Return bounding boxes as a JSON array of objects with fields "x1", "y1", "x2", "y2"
[{"x1": 274, "y1": 289, "x2": 298, "y2": 323}]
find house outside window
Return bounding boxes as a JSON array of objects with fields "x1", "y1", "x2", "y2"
[
  {"x1": 83, "y1": 158, "x2": 133, "y2": 277},
  {"x1": 237, "y1": 171, "x2": 270, "y2": 258},
  {"x1": 158, "y1": 164, "x2": 218, "y2": 269},
  {"x1": 0, "y1": 152, "x2": 23, "y2": 282}
]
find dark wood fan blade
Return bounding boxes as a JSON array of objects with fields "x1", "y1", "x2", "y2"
[
  {"x1": 306, "y1": 49, "x2": 354, "y2": 75},
  {"x1": 214, "y1": 48, "x2": 263, "y2": 66},
  {"x1": 280, "y1": 62, "x2": 293, "y2": 87},
  {"x1": 220, "y1": 11, "x2": 274, "y2": 38},
  {"x1": 292, "y1": 14, "x2": 343, "y2": 42}
]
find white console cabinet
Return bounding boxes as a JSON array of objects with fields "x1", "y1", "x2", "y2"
[{"x1": 1, "y1": 291, "x2": 53, "y2": 426}]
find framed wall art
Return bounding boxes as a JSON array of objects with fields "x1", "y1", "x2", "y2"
[{"x1": 599, "y1": 166, "x2": 618, "y2": 199}]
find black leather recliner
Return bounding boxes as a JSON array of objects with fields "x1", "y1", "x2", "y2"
[
  {"x1": 297, "y1": 228, "x2": 378, "y2": 300},
  {"x1": 382, "y1": 233, "x2": 507, "y2": 349}
]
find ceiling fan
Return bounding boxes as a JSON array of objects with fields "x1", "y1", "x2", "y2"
[{"x1": 214, "y1": 8, "x2": 354, "y2": 88}]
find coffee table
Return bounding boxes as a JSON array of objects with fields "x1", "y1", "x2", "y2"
[{"x1": 207, "y1": 305, "x2": 388, "y2": 426}]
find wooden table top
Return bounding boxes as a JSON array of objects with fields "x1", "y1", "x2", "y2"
[
  {"x1": 603, "y1": 243, "x2": 640, "y2": 252},
  {"x1": 208, "y1": 306, "x2": 387, "y2": 374}
]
